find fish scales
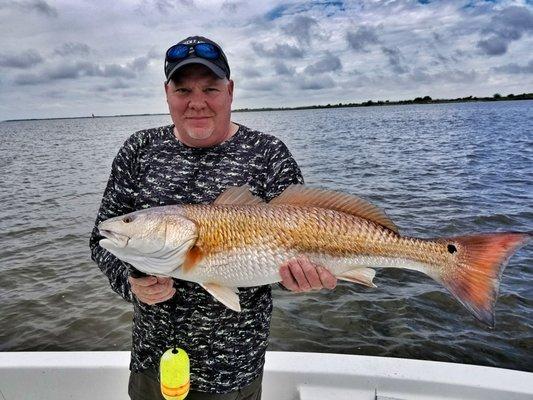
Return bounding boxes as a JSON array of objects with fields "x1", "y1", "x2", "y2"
[{"x1": 181, "y1": 204, "x2": 447, "y2": 277}]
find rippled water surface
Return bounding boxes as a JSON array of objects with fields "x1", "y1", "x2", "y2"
[{"x1": 1, "y1": 101, "x2": 531, "y2": 371}]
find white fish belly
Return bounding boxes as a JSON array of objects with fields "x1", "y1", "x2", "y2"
[{"x1": 172, "y1": 249, "x2": 431, "y2": 288}]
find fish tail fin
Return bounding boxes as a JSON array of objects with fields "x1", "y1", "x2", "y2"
[{"x1": 438, "y1": 232, "x2": 530, "y2": 327}]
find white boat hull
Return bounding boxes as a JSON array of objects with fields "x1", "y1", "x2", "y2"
[{"x1": 0, "y1": 351, "x2": 532, "y2": 400}]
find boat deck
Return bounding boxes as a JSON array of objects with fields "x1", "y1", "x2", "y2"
[{"x1": 0, "y1": 351, "x2": 532, "y2": 399}]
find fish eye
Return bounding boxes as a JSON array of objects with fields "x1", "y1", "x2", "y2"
[
  {"x1": 123, "y1": 216, "x2": 133, "y2": 223},
  {"x1": 447, "y1": 244, "x2": 457, "y2": 254}
]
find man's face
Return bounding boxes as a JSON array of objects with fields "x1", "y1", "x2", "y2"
[{"x1": 165, "y1": 64, "x2": 234, "y2": 148}]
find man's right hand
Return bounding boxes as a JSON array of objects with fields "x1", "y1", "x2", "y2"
[{"x1": 128, "y1": 275, "x2": 176, "y2": 305}]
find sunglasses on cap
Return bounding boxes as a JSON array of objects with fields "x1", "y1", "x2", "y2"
[{"x1": 166, "y1": 43, "x2": 221, "y2": 62}]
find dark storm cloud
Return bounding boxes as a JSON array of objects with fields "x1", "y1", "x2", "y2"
[
  {"x1": 273, "y1": 61, "x2": 295, "y2": 76},
  {"x1": 0, "y1": 50, "x2": 43, "y2": 69},
  {"x1": 54, "y1": 43, "x2": 91, "y2": 57},
  {"x1": 493, "y1": 60, "x2": 533, "y2": 74},
  {"x1": 304, "y1": 53, "x2": 342, "y2": 75},
  {"x1": 477, "y1": 6, "x2": 533, "y2": 56},
  {"x1": 346, "y1": 26, "x2": 379, "y2": 52},
  {"x1": 251, "y1": 42, "x2": 304, "y2": 59},
  {"x1": 1, "y1": 0, "x2": 59, "y2": 17},
  {"x1": 381, "y1": 46, "x2": 408, "y2": 74},
  {"x1": 281, "y1": 15, "x2": 318, "y2": 45}
]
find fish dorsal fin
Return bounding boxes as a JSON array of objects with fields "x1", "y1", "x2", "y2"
[
  {"x1": 270, "y1": 185, "x2": 399, "y2": 234},
  {"x1": 214, "y1": 185, "x2": 264, "y2": 205}
]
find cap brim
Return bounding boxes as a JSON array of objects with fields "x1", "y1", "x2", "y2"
[{"x1": 166, "y1": 58, "x2": 226, "y2": 82}]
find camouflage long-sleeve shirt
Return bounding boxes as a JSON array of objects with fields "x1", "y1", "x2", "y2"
[{"x1": 89, "y1": 123, "x2": 303, "y2": 393}]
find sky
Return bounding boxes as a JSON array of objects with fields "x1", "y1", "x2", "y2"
[{"x1": 0, "y1": 0, "x2": 532, "y2": 120}]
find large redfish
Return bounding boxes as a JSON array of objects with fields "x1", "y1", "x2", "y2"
[{"x1": 98, "y1": 185, "x2": 529, "y2": 326}]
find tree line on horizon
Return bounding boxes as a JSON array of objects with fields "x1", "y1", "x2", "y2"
[{"x1": 233, "y1": 92, "x2": 533, "y2": 112}]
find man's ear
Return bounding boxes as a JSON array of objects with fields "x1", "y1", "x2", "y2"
[{"x1": 228, "y1": 79, "x2": 234, "y2": 99}]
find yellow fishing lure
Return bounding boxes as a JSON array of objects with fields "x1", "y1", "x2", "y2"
[{"x1": 160, "y1": 347, "x2": 190, "y2": 400}]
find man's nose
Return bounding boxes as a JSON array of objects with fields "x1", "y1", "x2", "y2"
[{"x1": 188, "y1": 91, "x2": 207, "y2": 110}]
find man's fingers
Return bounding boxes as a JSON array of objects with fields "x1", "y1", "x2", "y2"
[
  {"x1": 289, "y1": 258, "x2": 312, "y2": 291},
  {"x1": 137, "y1": 286, "x2": 176, "y2": 305},
  {"x1": 317, "y1": 267, "x2": 337, "y2": 290},
  {"x1": 134, "y1": 278, "x2": 173, "y2": 296},
  {"x1": 279, "y1": 263, "x2": 300, "y2": 292},
  {"x1": 279, "y1": 257, "x2": 338, "y2": 292},
  {"x1": 141, "y1": 287, "x2": 176, "y2": 303},
  {"x1": 129, "y1": 275, "x2": 176, "y2": 304},
  {"x1": 128, "y1": 275, "x2": 157, "y2": 287},
  {"x1": 299, "y1": 257, "x2": 322, "y2": 290}
]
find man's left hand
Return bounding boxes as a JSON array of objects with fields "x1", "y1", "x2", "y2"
[{"x1": 279, "y1": 256, "x2": 337, "y2": 292}]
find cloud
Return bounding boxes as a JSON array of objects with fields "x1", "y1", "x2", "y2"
[
  {"x1": 0, "y1": 50, "x2": 43, "y2": 69},
  {"x1": 1, "y1": 0, "x2": 58, "y2": 17},
  {"x1": 13, "y1": 72, "x2": 41, "y2": 85},
  {"x1": 13, "y1": 61, "x2": 138, "y2": 85},
  {"x1": 239, "y1": 77, "x2": 281, "y2": 92},
  {"x1": 304, "y1": 52, "x2": 342, "y2": 75},
  {"x1": 137, "y1": 0, "x2": 195, "y2": 14},
  {"x1": 95, "y1": 79, "x2": 132, "y2": 92},
  {"x1": 346, "y1": 26, "x2": 379, "y2": 52},
  {"x1": 281, "y1": 15, "x2": 319, "y2": 45},
  {"x1": 251, "y1": 42, "x2": 304, "y2": 59},
  {"x1": 409, "y1": 68, "x2": 477, "y2": 84},
  {"x1": 295, "y1": 75, "x2": 336, "y2": 90},
  {"x1": 477, "y1": 37, "x2": 508, "y2": 56},
  {"x1": 273, "y1": 61, "x2": 295, "y2": 76},
  {"x1": 381, "y1": 47, "x2": 409, "y2": 74},
  {"x1": 128, "y1": 49, "x2": 159, "y2": 72},
  {"x1": 493, "y1": 60, "x2": 533, "y2": 74},
  {"x1": 54, "y1": 43, "x2": 91, "y2": 56},
  {"x1": 241, "y1": 67, "x2": 262, "y2": 78},
  {"x1": 477, "y1": 6, "x2": 533, "y2": 56}
]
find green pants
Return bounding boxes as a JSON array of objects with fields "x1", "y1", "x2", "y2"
[{"x1": 128, "y1": 370, "x2": 262, "y2": 400}]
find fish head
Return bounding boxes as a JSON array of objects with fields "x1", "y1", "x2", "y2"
[{"x1": 98, "y1": 207, "x2": 197, "y2": 276}]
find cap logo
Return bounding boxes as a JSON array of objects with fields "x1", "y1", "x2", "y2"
[{"x1": 183, "y1": 39, "x2": 201, "y2": 45}]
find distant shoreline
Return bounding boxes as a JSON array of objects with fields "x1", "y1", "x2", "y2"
[{"x1": 3, "y1": 93, "x2": 531, "y2": 122}]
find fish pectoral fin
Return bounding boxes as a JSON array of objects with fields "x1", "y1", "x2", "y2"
[
  {"x1": 182, "y1": 245, "x2": 204, "y2": 273},
  {"x1": 201, "y1": 283, "x2": 242, "y2": 312},
  {"x1": 337, "y1": 268, "x2": 377, "y2": 288}
]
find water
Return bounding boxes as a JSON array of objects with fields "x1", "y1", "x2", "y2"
[{"x1": 0, "y1": 101, "x2": 531, "y2": 371}]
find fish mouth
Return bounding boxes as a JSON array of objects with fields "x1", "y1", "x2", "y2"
[{"x1": 99, "y1": 228, "x2": 130, "y2": 248}]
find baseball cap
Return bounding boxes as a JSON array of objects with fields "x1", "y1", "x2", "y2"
[{"x1": 164, "y1": 36, "x2": 231, "y2": 82}]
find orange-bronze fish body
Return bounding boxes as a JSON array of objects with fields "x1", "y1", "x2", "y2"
[{"x1": 98, "y1": 185, "x2": 530, "y2": 326}]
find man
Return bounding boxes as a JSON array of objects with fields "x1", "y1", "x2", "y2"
[{"x1": 90, "y1": 36, "x2": 337, "y2": 400}]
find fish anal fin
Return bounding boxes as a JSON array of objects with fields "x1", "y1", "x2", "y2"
[
  {"x1": 214, "y1": 185, "x2": 264, "y2": 205},
  {"x1": 337, "y1": 267, "x2": 377, "y2": 288},
  {"x1": 201, "y1": 283, "x2": 241, "y2": 312},
  {"x1": 182, "y1": 245, "x2": 204, "y2": 273},
  {"x1": 270, "y1": 185, "x2": 399, "y2": 234}
]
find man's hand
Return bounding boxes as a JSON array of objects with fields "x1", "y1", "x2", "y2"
[
  {"x1": 279, "y1": 256, "x2": 337, "y2": 292},
  {"x1": 128, "y1": 275, "x2": 176, "y2": 305}
]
